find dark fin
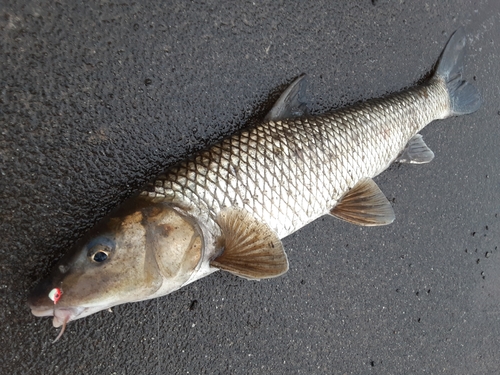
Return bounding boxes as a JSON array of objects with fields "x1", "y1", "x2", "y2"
[
  {"x1": 395, "y1": 134, "x2": 435, "y2": 164},
  {"x1": 435, "y1": 28, "x2": 481, "y2": 116},
  {"x1": 211, "y1": 207, "x2": 288, "y2": 280},
  {"x1": 264, "y1": 74, "x2": 308, "y2": 121},
  {"x1": 331, "y1": 179, "x2": 395, "y2": 226}
]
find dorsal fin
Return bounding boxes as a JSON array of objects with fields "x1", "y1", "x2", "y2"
[
  {"x1": 330, "y1": 179, "x2": 395, "y2": 226},
  {"x1": 396, "y1": 134, "x2": 435, "y2": 164},
  {"x1": 210, "y1": 207, "x2": 288, "y2": 280},
  {"x1": 264, "y1": 74, "x2": 308, "y2": 121}
]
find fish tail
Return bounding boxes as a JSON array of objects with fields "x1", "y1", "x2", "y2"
[{"x1": 434, "y1": 28, "x2": 481, "y2": 116}]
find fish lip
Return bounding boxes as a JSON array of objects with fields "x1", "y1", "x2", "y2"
[
  {"x1": 30, "y1": 306, "x2": 55, "y2": 318},
  {"x1": 30, "y1": 305, "x2": 87, "y2": 327}
]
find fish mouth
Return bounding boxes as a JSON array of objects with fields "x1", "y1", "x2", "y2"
[
  {"x1": 28, "y1": 278, "x2": 84, "y2": 327},
  {"x1": 29, "y1": 305, "x2": 88, "y2": 342},
  {"x1": 30, "y1": 305, "x2": 87, "y2": 327},
  {"x1": 30, "y1": 304, "x2": 107, "y2": 342},
  {"x1": 28, "y1": 276, "x2": 90, "y2": 328}
]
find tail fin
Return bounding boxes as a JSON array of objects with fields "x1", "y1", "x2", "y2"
[{"x1": 434, "y1": 28, "x2": 481, "y2": 116}]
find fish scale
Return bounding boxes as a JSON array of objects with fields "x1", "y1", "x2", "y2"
[{"x1": 144, "y1": 79, "x2": 449, "y2": 239}]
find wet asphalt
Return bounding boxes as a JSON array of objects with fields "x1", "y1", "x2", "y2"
[{"x1": 1, "y1": 1, "x2": 500, "y2": 374}]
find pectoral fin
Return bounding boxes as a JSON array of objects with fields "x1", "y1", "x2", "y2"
[
  {"x1": 211, "y1": 207, "x2": 288, "y2": 280},
  {"x1": 396, "y1": 134, "x2": 434, "y2": 164},
  {"x1": 330, "y1": 179, "x2": 395, "y2": 226}
]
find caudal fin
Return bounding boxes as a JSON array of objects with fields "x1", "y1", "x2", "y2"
[{"x1": 435, "y1": 28, "x2": 481, "y2": 116}]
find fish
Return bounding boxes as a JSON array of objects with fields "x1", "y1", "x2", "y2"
[{"x1": 28, "y1": 29, "x2": 480, "y2": 341}]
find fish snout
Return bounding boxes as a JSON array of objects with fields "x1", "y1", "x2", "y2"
[
  {"x1": 28, "y1": 277, "x2": 85, "y2": 330},
  {"x1": 28, "y1": 277, "x2": 56, "y2": 313}
]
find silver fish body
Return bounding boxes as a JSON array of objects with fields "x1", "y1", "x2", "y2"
[
  {"x1": 28, "y1": 29, "x2": 480, "y2": 339},
  {"x1": 145, "y1": 79, "x2": 449, "y2": 240}
]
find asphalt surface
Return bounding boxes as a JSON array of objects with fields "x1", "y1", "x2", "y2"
[{"x1": 1, "y1": 1, "x2": 499, "y2": 374}]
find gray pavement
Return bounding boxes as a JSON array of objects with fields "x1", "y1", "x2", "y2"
[{"x1": 1, "y1": 1, "x2": 499, "y2": 374}]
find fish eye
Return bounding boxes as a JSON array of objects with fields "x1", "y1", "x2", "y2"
[
  {"x1": 91, "y1": 249, "x2": 109, "y2": 263},
  {"x1": 86, "y1": 237, "x2": 115, "y2": 263}
]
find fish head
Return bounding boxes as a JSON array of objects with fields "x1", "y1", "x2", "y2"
[{"x1": 28, "y1": 198, "x2": 203, "y2": 330}]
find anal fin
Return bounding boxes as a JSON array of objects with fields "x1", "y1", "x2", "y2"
[
  {"x1": 331, "y1": 179, "x2": 395, "y2": 226},
  {"x1": 210, "y1": 208, "x2": 288, "y2": 280},
  {"x1": 396, "y1": 134, "x2": 434, "y2": 164}
]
